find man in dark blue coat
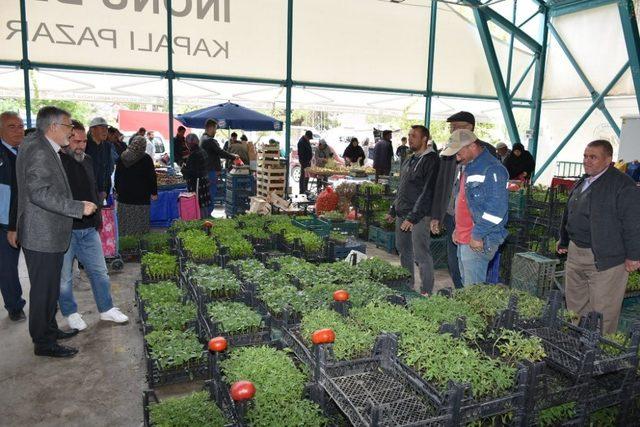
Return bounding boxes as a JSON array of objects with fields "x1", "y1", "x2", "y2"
[
  {"x1": 297, "y1": 130, "x2": 313, "y2": 195},
  {"x1": 0, "y1": 111, "x2": 26, "y2": 321}
]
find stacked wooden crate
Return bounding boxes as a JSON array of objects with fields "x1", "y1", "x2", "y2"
[{"x1": 256, "y1": 143, "x2": 286, "y2": 197}]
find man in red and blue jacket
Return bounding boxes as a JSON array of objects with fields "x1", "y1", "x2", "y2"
[{"x1": 441, "y1": 129, "x2": 509, "y2": 286}]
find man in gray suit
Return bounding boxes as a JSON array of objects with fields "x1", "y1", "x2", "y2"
[{"x1": 16, "y1": 106, "x2": 97, "y2": 358}]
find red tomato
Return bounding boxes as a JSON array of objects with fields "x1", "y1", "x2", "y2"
[
  {"x1": 333, "y1": 290, "x2": 350, "y2": 302},
  {"x1": 230, "y1": 380, "x2": 256, "y2": 401},
  {"x1": 311, "y1": 328, "x2": 336, "y2": 345},
  {"x1": 208, "y1": 336, "x2": 227, "y2": 353}
]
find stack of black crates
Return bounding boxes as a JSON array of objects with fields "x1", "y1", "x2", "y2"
[{"x1": 225, "y1": 174, "x2": 255, "y2": 217}]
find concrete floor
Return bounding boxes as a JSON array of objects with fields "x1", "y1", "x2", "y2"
[{"x1": 0, "y1": 242, "x2": 453, "y2": 427}]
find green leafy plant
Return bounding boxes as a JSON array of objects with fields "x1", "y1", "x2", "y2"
[
  {"x1": 142, "y1": 232, "x2": 170, "y2": 253},
  {"x1": 206, "y1": 301, "x2": 262, "y2": 334},
  {"x1": 220, "y1": 346, "x2": 326, "y2": 427},
  {"x1": 145, "y1": 329, "x2": 203, "y2": 369},
  {"x1": 218, "y1": 234, "x2": 253, "y2": 259},
  {"x1": 453, "y1": 284, "x2": 545, "y2": 322},
  {"x1": 320, "y1": 210, "x2": 345, "y2": 221},
  {"x1": 628, "y1": 271, "x2": 640, "y2": 292},
  {"x1": 145, "y1": 301, "x2": 197, "y2": 331},
  {"x1": 301, "y1": 309, "x2": 374, "y2": 360},
  {"x1": 119, "y1": 235, "x2": 140, "y2": 252},
  {"x1": 489, "y1": 329, "x2": 546, "y2": 364},
  {"x1": 180, "y1": 230, "x2": 218, "y2": 262},
  {"x1": 408, "y1": 294, "x2": 487, "y2": 340},
  {"x1": 538, "y1": 403, "x2": 576, "y2": 427},
  {"x1": 189, "y1": 263, "x2": 241, "y2": 298},
  {"x1": 170, "y1": 219, "x2": 205, "y2": 234},
  {"x1": 357, "y1": 257, "x2": 411, "y2": 282},
  {"x1": 149, "y1": 391, "x2": 228, "y2": 427},
  {"x1": 142, "y1": 252, "x2": 178, "y2": 281},
  {"x1": 358, "y1": 182, "x2": 385, "y2": 195},
  {"x1": 138, "y1": 281, "x2": 183, "y2": 308}
]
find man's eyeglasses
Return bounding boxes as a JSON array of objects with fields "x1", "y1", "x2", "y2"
[{"x1": 56, "y1": 122, "x2": 74, "y2": 129}]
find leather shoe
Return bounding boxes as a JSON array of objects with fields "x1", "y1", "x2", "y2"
[
  {"x1": 34, "y1": 343, "x2": 78, "y2": 358},
  {"x1": 56, "y1": 328, "x2": 79, "y2": 340},
  {"x1": 8, "y1": 309, "x2": 26, "y2": 322}
]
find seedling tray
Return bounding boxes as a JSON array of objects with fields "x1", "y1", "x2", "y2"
[
  {"x1": 308, "y1": 334, "x2": 462, "y2": 427},
  {"x1": 143, "y1": 341, "x2": 208, "y2": 388},
  {"x1": 142, "y1": 388, "x2": 235, "y2": 427}
]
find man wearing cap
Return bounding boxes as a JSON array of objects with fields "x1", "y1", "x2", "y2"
[
  {"x1": 558, "y1": 139, "x2": 640, "y2": 334},
  {"x1": 386, "y1": 125, "x2": 439, "y2": 295},
  {"x1": 86, "y1": 117, "x2": 116, "y2": 205},
  {"x1": 441, "y1": 129, "x2": 509, "y2": 286},
  {"x1": 496, "y1": 142, "x2": 510, "y2": 163},
  {"x1": 430, "y1": 111, "x2": 498, "y2": 288},
  {"x1": 373, "y1": 130, "x2": 394, "y2": 178}
]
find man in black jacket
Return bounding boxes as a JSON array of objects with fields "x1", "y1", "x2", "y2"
[
  {"x1": 558, "y1": 140, "x2": 640, "y2": 334},
  {"x1": 86, "y1": 117, "x2": 115, "y2": 205},
  {"x1": 0, "y1": 111, "x2": 26, "y2": 321},
  {"x1": 200, "y1": 119, "x2": 237, "y2": 211},
  {"x1": 297, "y1": 130, "x2": 313, "y2": 195},
  {"x1": 386, "y1": 125, "x2": 439, "y2": 295}
]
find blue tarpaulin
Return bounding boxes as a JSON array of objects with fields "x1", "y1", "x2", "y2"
[{"x1": 176, "y1": 102, "x2": 283, "y2": 131}]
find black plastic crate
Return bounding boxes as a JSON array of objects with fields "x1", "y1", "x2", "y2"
[
  {"x1": 143, "y1": 341, "x2": 208, "y2": 388},
  {"x1": 499, "y1": 292, "x2": 640, "y2": 379},
  {"x1": 142, "y1": 387, "x2": 235, "y2": 427},
  {"x1": 310, "y1": 333, "x2": 463, "y2": 427}
]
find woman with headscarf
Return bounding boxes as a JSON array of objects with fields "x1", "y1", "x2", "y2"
[
  {"x1": 503, "y1": 142, "x2": 536, "y2": 181},
  {"x1": 181, "y1": 133, "x2": 211, "y2": 218},
  {"x1": 342, "y1": 137, "x2": 365, "y2": 166},
  {"x1": 114, "y1": 135, "x2": 158, "y2": 236}
]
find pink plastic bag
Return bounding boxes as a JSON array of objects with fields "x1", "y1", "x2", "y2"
[
  {"x1": 99, "y1": 207, "x2": 118, "y2": 258},
  {"x1": 178, "y1": 192, "x2": 201, "y2": 221}
]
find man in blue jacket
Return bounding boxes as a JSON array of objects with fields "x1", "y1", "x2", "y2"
[{"x1": 441, "y1": 129, "x2": 509, "y2": 286}]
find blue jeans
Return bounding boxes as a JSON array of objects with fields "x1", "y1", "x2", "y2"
[
  {"x1": 457, "y1": 243, "x2": 498, "y2": 287},
  {"x1": 208, "y1": 170, "x2": 217, "y2": 211},
  {"x1": 0, "y1": 228, "x2": 25, "y2": 314},
  {"x1": 443, "y1": 214, "x2": 463, "y2": 289},
  {"x1": 59, "y1": 228, "x2": 114, "y2": 316}
]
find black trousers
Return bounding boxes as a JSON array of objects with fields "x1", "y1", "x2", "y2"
[
  {"x1": 23, "y1": 249, "x2": 64, "y2": 348},
  {"x1": 299, "y1": 166, "x2": 309, "y2": 194},
  {"x1": 0, "y1": 228, "x2": 25, "y2": 314}
]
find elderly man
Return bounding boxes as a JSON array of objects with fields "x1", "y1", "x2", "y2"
[
  {"x1": 430, "y1": 111, "x2": 498, "y2": 288},
  {"x1": 441, "y1": 129, "x2": 509, "y2": 286},
  {"x1": 86, "y1": 117, "x2": 115, "y2": 205},
  {"x1": 386, "y1": 125, "x2": 439, "y2": 295},
  {"x1": 58, "y1": 120, "x2": 129, "y2": 331},
  {"x1": 0, "y1": 111, "x2": 26, "y2": 321},
  {"x1": 16, "y1": 106, "x2": 97, "y2": 358},
  {"x1": 496, "y1": 142, "x2": 510, "y2": 162},
  {"x1": 558, "y1": 140, "x2": 640, "y2": 334}
]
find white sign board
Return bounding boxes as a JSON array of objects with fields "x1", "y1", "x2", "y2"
[{"x1": 0, "y1": 0, "x2": 287, "y2": 80}]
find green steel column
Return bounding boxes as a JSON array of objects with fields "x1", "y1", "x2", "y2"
[
  {"x1": 618, "y1": 0, "x2": 640, "y2": 112},
  {"x1": 473, "y1": 9, "x2": 521, "y2": 145},
  {"x1": 285, "y1": 0, "x2": 294, "y2": 196},
  {"x1": 19, "y1": 0, "x2": 32, "y2": 127},
  {"x1": 532, "y1": 62, "x2": 629, "y2": 182},
  {"x1": 424, "y1": 1, "x2": 438, "y2": 127},
  {"x1": 506, "y1": 0, "x2": 518, "y2": 91},
  {"x1": 167, "y1": 0, "x2": 175, "y2": 166},
  {"x1": 528, "y1": 8, "x2": 549, "y2": 161}
]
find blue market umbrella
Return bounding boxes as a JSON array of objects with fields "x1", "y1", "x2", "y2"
[{"x1": 176, "y1": 102, "x2": 283, "y2": 131}]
